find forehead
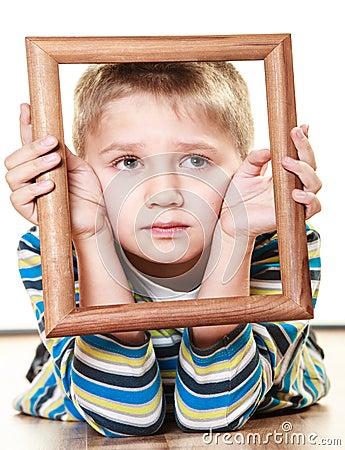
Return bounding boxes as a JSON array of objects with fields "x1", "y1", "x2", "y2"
[
  {"x1": 92, "y1": 93, "x2": 234, "y2": 144},
  {"x1": 84, "y1": 94, "x2": 241, "y2": 181},
  {"x1": 82, "y1": 92, "x2": 243, "y2": 171}
]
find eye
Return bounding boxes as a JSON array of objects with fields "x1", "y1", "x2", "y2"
[
  {"x1": 180, "y1": 154, "x2": 210, "y2": 169},
  {"x1": 113, "y1": 155, "x2": 143, "y2": 171}
]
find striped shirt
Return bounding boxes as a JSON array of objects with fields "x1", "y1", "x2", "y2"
[{"x1": 14, "y1": 225, "x2": 329, "y2": 437}]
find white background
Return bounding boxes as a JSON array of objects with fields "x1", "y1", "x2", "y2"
[{"x1": 1, "y1": 0, "x2": 343, "y2": 330}]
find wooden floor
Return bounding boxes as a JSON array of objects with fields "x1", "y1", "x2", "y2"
[{"x1": 1, "y1": 329, "x2": 344, "y2": 449}]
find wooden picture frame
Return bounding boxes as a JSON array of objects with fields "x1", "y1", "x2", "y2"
[{"x1": 25, "y1": 34, "x2": 313, "y2": 338}]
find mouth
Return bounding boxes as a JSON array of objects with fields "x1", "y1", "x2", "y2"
[{"x1": 145, "y1": 222, "x2": 190, "y2": 238}]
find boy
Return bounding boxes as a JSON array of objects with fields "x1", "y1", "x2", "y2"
[{"x1": 4, "y1": 62, "x2": 329, "y2": 437}]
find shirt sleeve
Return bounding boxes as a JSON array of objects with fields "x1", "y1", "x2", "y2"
[
  {"x1": 175, "y1": 226, "x2": 329, "y2": 432},
  {"x1": 17, "y1": 226, "x2": 165, "y2": 437}
]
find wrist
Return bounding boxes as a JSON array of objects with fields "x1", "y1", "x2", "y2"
[
  {"x1": 73, "y1": 218, "x2": 113, "y2": 248},
  {"x1": 75, "y1": 229, "x2": 132, "y2": 308},
  {"x1": 193, "y1": 232, "x2": 254, "y2": 349},
  {"x1": 201, "y1": 230, "x2": 255, "y2": 297}
]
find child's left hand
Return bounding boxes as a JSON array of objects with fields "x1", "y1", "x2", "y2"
[{"x1": 220, "y1": 125, "x2": 322, "y2": 239}]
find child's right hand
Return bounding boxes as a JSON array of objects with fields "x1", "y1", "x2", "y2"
[{"x1": 4, "y1": 104, "x2": 107, "y2": 241}]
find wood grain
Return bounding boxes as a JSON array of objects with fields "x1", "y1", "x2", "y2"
[
  {"x1": 264, "y1": 36, "x2": 312, "y2": 309},
  {"x1": 26, "y1": 39, "x2": 75, "y2": 334},
  {"x1": 47, "y1": 295, "x2": 313, "y2": 338},
  {"x1": 25, "y1": 34, "x2": 313, "y2": 338},
  {"x1": 26, "y1": 34, "x2": 287, "y2": 63}
]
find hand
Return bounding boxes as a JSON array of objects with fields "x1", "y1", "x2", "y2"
[
  {"x1": 282, "y1": 125, "x2": 322, "y2": 220},
  {"x1": 4, "y1": 104, "x2": 107, "y2": 241},
  {"x1": 219, "y1": 125, "x2": 322, "y2": 239}
]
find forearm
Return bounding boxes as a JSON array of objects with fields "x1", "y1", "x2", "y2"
[
  {"x1": 192, "y1": 232, "x2": 255, "y2": 348},
  {"x1": 72, "y1": 334, "x2": 165, "y2": 436},
  {"x1": 176, "y1": 325, "x2": 267, "y2": 431},
  {"x1": 74, "y1": 228, "x2": 145, "y2": 343}
]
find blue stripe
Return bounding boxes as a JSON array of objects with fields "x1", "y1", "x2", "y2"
[
  {"x1": 73, "y1": 356, "x2": 159, "y2": 389},
  {"x1": 72, "y1": 369, "x2": 161, "y2": 405},
  {"x1": 80, "y1": 334, "x2": 151, "y2": 359},
  {"x1": 157, "y1": 356, "x2": 178, "y2": 371}
]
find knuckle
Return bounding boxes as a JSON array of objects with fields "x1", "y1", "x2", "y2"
[
  {"x1": 9, "y1": 191, "x2": 18, "y2": 206},
  {"x1": 315, "y1": 196, "x2": 322, "y2": 213},
  {"x1": 308, "y1": 195, "x2": 322, "y2": 217},
  {"x1": 27, "y1": 139, "x2": 47, "y2": 159},
  {"x1": 5, "y1": 170, "x2": 14, "y2": 187},
  {"x1": 4, "y1": 155, "x2": 11, "y2": 169},
  {"x1": 312, "y1": 179, "x2": 322, "y2": 193},
  {"x1": 26, "y1": 182, "x2": 40, "y2": 197},
  {"x1": 316, "y1": 179, "x2": 323, "y2": 192},
  {"x1": 29, "y1": 141, "x2": 43, "y2": 158},
  {"x1": 32, "y1": 156, "x2": 43, "y2": 168}
]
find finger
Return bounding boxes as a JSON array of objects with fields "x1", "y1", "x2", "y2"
[
  {"x1": 260, "y1": 161, "x2": 270, "y2": 176},
  {"x1": 9, "y1": 179, "x2": 55, "y2": 224},
  {"x1": 282, "y1": 157, "x2": 322, "y2": 193},
  {"x1": 292, "y1": 189, "x2": 321, "y2": 220},
  {"x1": 300, "y1": 123, "x2": 309, "y2": 139},
  {"x1": 4, "y1": 135, "x2": 58, "y2": 171},
  {"x1": 20, "y1": 103, "x2": 33, "y2": 145},
  {"x1": 5, "y1": 151, "x2": 61, "y2": 191},
  {"x1": 290, "y1": 126, "x2": 316, "y2": 170},
  {"x1": 236, "y1": 149, "x2": 271, "y2": 178}
]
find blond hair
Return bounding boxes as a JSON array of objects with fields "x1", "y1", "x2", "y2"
[{"x1": 72, "y1": 62, "x2": 254, "y2": 159}]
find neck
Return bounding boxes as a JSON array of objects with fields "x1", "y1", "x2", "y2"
[{"x1": 123, "y1": 247, "x2": 211, "y2": 291}]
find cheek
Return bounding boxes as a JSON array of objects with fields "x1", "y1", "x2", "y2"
[
  {"x1": 182, "y1": 165, "x2": 230, "y2": 218},
  {"x1": 206, "y1": 191, "x2": 224, "y2": 215},
  {"x1": 188, "y1": 187, "x2": 223, "y2": 220},
  {"x1": 181, "y1": 188, "x2": 222, "y2": 246},
  {"x1": 103, "y1": 181, "x2": 142, "y2": 241}
]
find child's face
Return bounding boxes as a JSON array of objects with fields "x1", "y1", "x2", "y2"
[{"x1": 84, "y1": 93, "x2": 242, "y2": 277}]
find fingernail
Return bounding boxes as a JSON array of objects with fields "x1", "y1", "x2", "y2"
[
  {"x1": 36, "y1": 180, "x2": 54, "y2": 192},
  {"x1": 40, "y1": 136, "x2": 56, "y2": 147},
  {"x1": 294, "y1": 190, "x2": 307, "y2": 199},
  {"x1": 42, "y1": 153, "x2": 58, "y2": 163},
  {"x1": 302, "y1": 124, "x2": 309, "y2": 134},
  {"x1": 283, "y1": 156, "x2": 296, "y2": 165},
  {"x1": 38, "y1": 180, "x2": 53, "y2": 188}
]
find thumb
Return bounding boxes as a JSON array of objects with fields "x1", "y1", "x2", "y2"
[
  {"x1": 65, "y1": 146, "x2": 84, "y2": 169},
  {"x1": 235, "y1": 149, "x2": 271, "y2": 178},
  {"x1": 20, "y1": 103, "x2": 33, "y2": 145}
]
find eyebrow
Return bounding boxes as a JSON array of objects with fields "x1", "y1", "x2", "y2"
[
  {"x1": 99, "y1": 142, "x2": 146, "y2": 155},
  {"x1": 174, "y1": 141, "x2": 220, "y2": 154},
  {"x1": 99, "y1": 140, "x2": 220, "y2": 156}
]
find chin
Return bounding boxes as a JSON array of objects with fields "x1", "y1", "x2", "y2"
[{"x1": 123, "y1": 246, "x2": 206, "y2": 277}]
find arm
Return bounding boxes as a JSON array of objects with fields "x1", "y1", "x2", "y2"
[
  {"x1": 5, "y1": 104, "x2": 144, "y2": 343},
  {"x1": 18, "y1": 227, "x2": 165, "y2": 436},
  {"x1": 8, "y1": 105, "x2": 165, "y2": 436},
  {"x1": 192, "y1": 232, "x2": 255, "y2": 347},
  {"x1": 191, "y1": 125, "x2": 321, "y2": 347},
  {"x1": 175, "y1": 126, "x2": 326, "y2": 431},
  {"x1": 73, "y1": 226, "x2": 145, "y2": 343},
  {"x1": 175, "y1": 228, "x2": 329, "y2": 432}
]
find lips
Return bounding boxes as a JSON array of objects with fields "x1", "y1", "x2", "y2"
[{"x1": 145, "y1": 221, "x2": 190, "y2": 237}]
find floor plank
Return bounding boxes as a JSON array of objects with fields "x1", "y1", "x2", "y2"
[{"x1": 0, "y1": 329, "x2": 344, "y2": 449}]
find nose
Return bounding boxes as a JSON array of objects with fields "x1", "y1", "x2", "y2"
[{"x1": 145, "y1": 174, "x2": 184, "y2": 208}]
